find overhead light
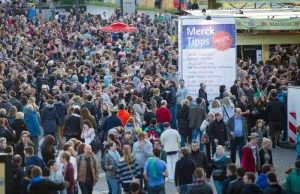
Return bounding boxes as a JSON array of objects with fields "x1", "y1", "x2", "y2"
[{"x1": 206, "y1": 16, "x2": 211, "y2": 20}]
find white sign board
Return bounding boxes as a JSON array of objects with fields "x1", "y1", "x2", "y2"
[
  {"x1": 178, "y1": 17, "x2": 236, "y2": 101},
  {"x1": 121, "y1": 0, "x2": 136, "y2": 16}
]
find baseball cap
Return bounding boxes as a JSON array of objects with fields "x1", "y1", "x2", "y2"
[{"x1": 248, "y1": 132, "x2": 259, "y2": 139}]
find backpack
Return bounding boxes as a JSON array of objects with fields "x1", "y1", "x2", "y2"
[{"x1": 147, "y1": 126, "x2": 159, "y2": 140}]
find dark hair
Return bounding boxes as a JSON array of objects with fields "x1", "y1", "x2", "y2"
[
  {"x1": 163, "y1": 122, "x2": 170, "y2": 128},
  {"x1": 181, "y1": 147, "x2": 189, "y2": 157},
  {"x1": 54, "y1": 95, "x2": 61, "y2": 101},
  {"x1": 118, "y1": 103, "x2": 125, "y2": 110},
  {"x1": 262, "y1": 164, "x2": 272, "y2": 174},
  {"x1": 103, "y1": 110, "x2": 109, "y2": 117},
  {"x1": 219, "y1": 85, "x2": 226, "y2": 93},
  {"x1": 237, "y1": 167, "x2": 246, "y2": 177},
  {"x1": 42, "y1": 167, "x2": 50, "y2": 177},
  {"x1": 24, "y1": 146, "x2": 34, "y2": 155},
  {"x1": 40, "y1": 135, "x2": 55, "y2": 152},
  {"x1": 153, "y1": 148, "x2": 161, "y2": 157},
  {"x1": 150, "y1": 118, "x2": 157, "y2": 125},
  {"x1": 87, "y1": 94, "x2": 93, "y2": 101},
  {"x1": 27, "y1": 165, "x2": 35, "y2": 178},
  {"x1": 271, "y1": 77, "x2": 277, "y2": 83},
  {"x1": 4, "y1": 146, "x2": 13, "y2": 154},
  {"x1": 130, "y1": 182, "x2": 141, "y2": 192},
  {"x1": 196, "y1": 97, "x2": 202, "y2": 104},
  {"x1": 245, "y1": 172, "x2": 256, "y2": 183},
  {"x1": 267, "y1": 172, "x2": 277, "y2": 183},
  {"x1": 47, "y1": 159, "x2": 56, "y2": 168},
  {"x1": 227, "y1": 163, "x2": 237, "y2": 175}
]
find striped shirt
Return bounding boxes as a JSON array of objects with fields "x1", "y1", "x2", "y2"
[{"x1": 116, "y1": 158, "x2": 139, "y2": 183}]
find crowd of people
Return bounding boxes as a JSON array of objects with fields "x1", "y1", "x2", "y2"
[{"x1": 1, "y1": 1, "x2": 300, "y2": 194}]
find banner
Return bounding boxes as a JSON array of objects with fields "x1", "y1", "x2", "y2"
[
  {"x1": 288, "y1": 87, "x2": 300, "y2": 144},
  {"x1": 237, "y1": 18, "x2": 300, "y2": 30},
  {"x1": 217, "y1": 0, "x2": 296, "y2": 3},
  {"x1": 179, "y1": 17, "x2": 236, "y2": 101}
]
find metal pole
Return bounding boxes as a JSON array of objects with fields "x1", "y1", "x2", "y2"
[
  {"x1": 75, "y1": 0, "x2": 79, "y2": 21},
  {"x1": 39, "y1": 0, "x2": 42, "y2": 14}
]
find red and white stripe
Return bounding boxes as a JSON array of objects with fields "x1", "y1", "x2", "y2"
[{"x1": 288, "y1": 112, "x2": 297, "y2": 144}]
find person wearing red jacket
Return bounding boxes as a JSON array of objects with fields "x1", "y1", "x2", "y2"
[
  {"x1": 117, "y1": 104, "x2": 131, "y2": 126},
  {"x1": 241, "y1": 133, "x2": 261, "y2": 173},
  {"x1": 60, "y1": 151, "x2": 75, "y2": 194},
  {"x1": 156, "y1": 100, "x2": 171, "y2": 132}
]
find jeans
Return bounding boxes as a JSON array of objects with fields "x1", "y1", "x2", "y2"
[
  {"x1": 169, "y1": 105, "x2": 177, "y2": 130},
  {"x1": 179, "y1": 184, "x2": 188, "y2": 194},
  {"x1": 31, "y1": 136, "x2": 39, "y2": 155},
  {"x1": 180, "y1": 135, "x2": 186, "y2": 147},
  {"x1": 106, "y1": 177, "x2": 120, "y2": 194},
  {"x1": 192, "y1": 129, "x2": 204, "y2": 151},
  {"x1": 148, "y1": 183, "x2": 165, "y2": 194},
  {"x1": 139, "y1": 168, "x2": 148, "y2": 190},
  {"x1": 79, "y1": 180, "x2": 93, "y2": 194},
  {"x1": 158, "y1": 123, "x2": 164, "y2": 134},
  {"x1": 211, "y1": 140, "x2": 217, "y2": 156},
  {"x1": 56, "y1": 124, "x2": 64, "y2": 147},
  {"x1": 230, "y1": 137, "x2": 246, "y2": 164},
  {"x1": 214, "y1": 180, "x2": 224, "y2": 194}
]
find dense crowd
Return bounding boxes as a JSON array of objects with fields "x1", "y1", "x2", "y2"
[{"x1": 1, "y1": 2, "x2": 300, "y2": 194}]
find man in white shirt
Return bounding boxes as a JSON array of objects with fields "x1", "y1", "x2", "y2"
[{"x1": 160, "y1": 122, "x2": 181, "y2": 182}]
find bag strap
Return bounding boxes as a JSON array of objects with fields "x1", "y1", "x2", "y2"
[{"x1": 223, "y1": 106, "x2": 229, "y2": 118}]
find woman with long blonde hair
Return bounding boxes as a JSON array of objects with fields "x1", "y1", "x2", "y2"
[
  {"x1": 222, "y1": 97, "x2": 235, "y2": 122},
  {"x1": 116, "y1": 145, "x2": 139, "y2": 193}
]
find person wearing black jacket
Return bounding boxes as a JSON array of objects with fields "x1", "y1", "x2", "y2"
[
  {"x1": 177, "y1": 99, "x2": 191, "y2": 148},
  {"x1": 189, "y1": 141, "x2": 211, "y2": 179},
  {"x1": 266, "y1": 91, "x2": 285, "y2": 148},
  {"x1": 162, "y1": 80, "x2": 177, "y2": 130},
  {"x1": 258, "y1": 138, "x2": 273, "y2": 173},
  {"x1": 15, "y1": 131, "x2": 34, "y2": 167},
  {"x1": 81, "y1": 94, "x2": 96, "y2": 117},
  {"x1": 0, "y1": 118, "x2": 15, "y2": 145},
  {"x1": 12, "y1": 155, "x2": 25, "y2": 194},
  {"x1": 175, "y1": 147, "x2": 196, "y2": 194},
  {"x1": 28, "y1": 166, "x2": 69, "y2": 194},
  {"x1": 227, "y1": 167, "x2": 246, "y2": 194},
  {"x1": 222, "y1": 164, "x2": 237, "y2": 194},
  {"x1": 198, "y1": 83, "x2": 209, "y2": 107},
  {"x1": 10, "y1": 112, "x2": 28, "y2": 144},
  {"x1": 264, "y1": 172, "x2": 287, "y2": 194},
  {"x1": 230, "y1": 80, "x2": 241, "y2": 101},
  {"x1": 207, "y1": 112, "x2": 228, "y2": 156}
]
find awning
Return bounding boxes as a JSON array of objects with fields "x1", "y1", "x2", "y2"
[{"x1": 237, "y1": 18, "x2": 300, "y2": 30}]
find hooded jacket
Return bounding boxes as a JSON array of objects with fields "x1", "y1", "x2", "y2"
[
  {"x1": 241, "y1": 143, "x2": 261, "y2": 173},
  {"x1": 188, "y1": 104, "x2": 206, "y2": 129},
  {"x1": 10, "y1": 119, "x2": 28, "y2": 144},
  {"x1": 0, "y1": 100, "x2": 12, "y2": 114},
  {"x1": 54, "y1": 101, "x2": 67, "y2": 124},
  {"x1": 255, "y1": 173, "x2": 268, "y2": 190},
  {"x1": 117, "y1": 109, "x2": 131, "y2": 126},
  {"x1": 241, "y1": 184, "x2": 263, "y2": 194},
  {"x1": 25, "y1": 155, "x2": 46, "y2": 170},
  {"x1": 24, "y1": 110, "x2": 41, "y2": 137},
  {"x1": 285, "y1": 169, "x2": 300, "y2": 194},
  {"x1": 41, "y1": 105, "x2": 59, "y2": 133}
]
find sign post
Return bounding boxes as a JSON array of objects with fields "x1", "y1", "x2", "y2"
[
  {"x1": 178, "y1": 16, "x2": 236, "y2": 101},
  {"x1": 0, "y1": 154, "x2": 12, "y2": 194}
]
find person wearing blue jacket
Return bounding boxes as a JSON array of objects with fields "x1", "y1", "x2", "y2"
[
  {"x1": 41, "y1": 99, "x2": 59, "y2": 144},
  {"x1": 28, "y1": 6, "x2": 36, "y2": 21},
  {"x1": 255, "y1": 164, "x2": 273, "y2": 190},
  {"x1": 296, "y1": 126, "x2": 300, "y2": 160},
  {"x1": 25, "y1": 146, "x2": 46, "y2": 170},
  {"x1": 54, "y1": 96, "x2": 67, "y2": 149},
  {"x1": 24, "y1": 105, "x2": 41, "y2": 155}
]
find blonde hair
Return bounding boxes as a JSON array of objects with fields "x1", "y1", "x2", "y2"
[
  {"x1": 181, "y1": 99, "x2": 190, "y2": 106},
  {"x1": 262, "y1": 138, "x2": 272, "y2": 145},
  {"x1": 153, "y1": 88, "x2": 160, "y2": 96},
  {"x1": 123, "y1": 145, "x2": 133, "y2": 165},
  {"x1": 7, "y1": 106, "x2": 17, "y2": 118},
  {"x1": 211, "y1": 100, "x2": 221, "y2": 108},
  {"x1": 16, "y1": 112, "x2": 24, "y2": 119},
  {"x1": 216, "y1": 145, "x2": 225, "y2": 153},
  {"x1": 223, "y1": 97, "x2": 234, "y2": 107}
]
